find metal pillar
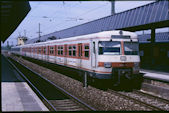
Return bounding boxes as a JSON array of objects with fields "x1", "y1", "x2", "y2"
[
  {"x1": 83, "y1": 72, "x2": 88, "y2": 88},
  {"x1": 151, "y1": 28, "x2": 156, "y2": 65},
  {"x1": 37, "y1": 23, "x2": 42, "y2": 42},
  {"x1": 111, "y1": 0, "x2": 115, "y2": 15},
  {"x1": 151, "y1": 28, "x2": 155, "y2": 43}
]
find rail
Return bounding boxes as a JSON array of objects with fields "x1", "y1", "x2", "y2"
[
  {"x1": 7, "y1": 56, "x2": 96, "y2": 111},
  {"x1": 108, "y1": 89, "x2": 168, "y2": 111},
  {"x1": 5, "y1": 55, "x2": 57, "y2": 111}
]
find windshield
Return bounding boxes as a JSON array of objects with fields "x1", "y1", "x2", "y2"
[
  {"x1": 124, "y1": 42, "x2": 139, "y2": 55},
  {"x1": 99, "y1": 41, "x2": 121, "y2": 55}
]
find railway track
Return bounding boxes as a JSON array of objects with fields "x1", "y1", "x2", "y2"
[
  {"x1": 107, "y1": 89, "x2": 169, "y2": 111},
  {"x1": 6, "y1": 56, "x2": 96, "y2": 111},
  {"x1": 7, "y1": 54, "x2": 169, "y2": 111},
  {"x1": 133, "y1": 90, "x2": 169, "y2": 110}
]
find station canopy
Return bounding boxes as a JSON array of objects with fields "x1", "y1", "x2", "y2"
[
  {"x1": 1, "y1": 1, "x2": 31, "y2": 42},
  {"x1": 25, "y1": 0, "x2": 169, "y2": 44}
]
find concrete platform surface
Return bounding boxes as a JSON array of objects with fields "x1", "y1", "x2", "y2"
[
  {"x1": 2, "y1": 82, "x2": 49, "y2": 111},
  {"x1": 140, "y1": 69, "x2": 169, "y2": 82}
]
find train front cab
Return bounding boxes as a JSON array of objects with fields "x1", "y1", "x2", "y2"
[{"x1": 91, "y1": 36, "x2": 141, "y2": 87}]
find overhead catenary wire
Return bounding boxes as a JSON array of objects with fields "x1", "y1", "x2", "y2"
[
  {"x1": 9, "y1": 1, "x2": 110, "y2": 43},
  {"x1": 41, "y1": 2, "x2": 110, "y2": 35}
]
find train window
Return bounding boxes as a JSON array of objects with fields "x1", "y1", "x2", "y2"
[
  {"x1": 43, "y1": 47, "x2": 46, "y2": 54},
  {"x1": 98, "y1": 41, "x2": 121, "y2": 55},
  {"x1": 64, "y1": 45, "x2": 67, "y2": 56},
  {"x1": 93, "y1": 42, "x2": 95, "y2": 54},
  {"x1": 57, "y1": 45, "x2": 63, "y2": 56},
  {"x1": 60, "y1": 46, "x2": 63, "y2": 55},
  {"x1": 38, "y1": 48, "x2": 41, "y2": 54},
  {"x1": 50, "y1": 46, "x2": 54, "y2": 55},
  {"x1": 73, "y1": 45, "x2": 76, "y2": 56},
  {"x1": 124, "y1": 42, "x2": 139, "y2": 55},
  {"x1": 58, "y1": 46, "x2": 60, "y2": 55},
  {"x1": 35, "y1": 48, "x2": 37, "y2": 53},
  {"x1": 69, "y1": 46, "x2": 72, "y2": 56},
  {"x1": 55, "y1": 46, "x2": 57, "y2": 56},
  {"x1": 84, "y1": 45, "x2": 89, "y2": 58}
]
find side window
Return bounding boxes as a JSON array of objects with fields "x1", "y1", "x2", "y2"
[
  {"x1": 50, "y1": 46, "x2": 54, "y2": 55},
  {"x1": 69, "y1": 46, "x2": 72, "y2": 56},
  {"x1": 43, "y1": 47, "x2": 46, "y2": 54},
  {"x1": 39, "y1": 47, "x2": 41, "y2": 54},
  {"x1": 93, "y1": 42, "x2": 95, "y2": 54},
  {"x1": 84, "y1": 44, "x2": 89, "y2": 58},
  {"x1": 64, "y1": 45, "x2": 67, "y2": 56},
  {"x1": 35, "y1": 48, "x2": 37, "y2": 53},
  {"x1": 55, "y1": 45, "x2": 57, "y2": 56},
  {"x1": 60, "y1": 46, "x2": 63, "y2": 56},
  {"x1": 73, "y1": 45, "x2": 76, "y2": 56},
  {"x1": 58, "y1": 46, "x2": 60, "y2": 55}
]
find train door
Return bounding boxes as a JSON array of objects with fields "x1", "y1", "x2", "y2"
[
  {"x1": 43, "y1": 46, "x2": 46, "y2": 61},
  {"x1": 77, "y1": 43, "x2": 83, "y2": 68},
  {"x1": 47, "y1": 45, "x2": 49, "y2": 61},
  {"x1": 64, "y1": 44, "x2": 67, "y2": 65},
  {"x1": 91, "y1": 41, "x2": 96, "y2": 68}
]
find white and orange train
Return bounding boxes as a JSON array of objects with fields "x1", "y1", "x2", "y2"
[{"x1": 11, "y1": 30, "x2": 140, "y2": 85}]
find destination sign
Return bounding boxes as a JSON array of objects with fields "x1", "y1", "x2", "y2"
[{"x1": 111, "y1": 35, "x2": 130, "y2": 39}]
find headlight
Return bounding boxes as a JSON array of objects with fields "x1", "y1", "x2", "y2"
[
  {"x1": 104, "y1": 62, "x2": 112, "y2": 68},
  {"x1": 120, "y1": 56, "x2": 127, "y2": 61}
]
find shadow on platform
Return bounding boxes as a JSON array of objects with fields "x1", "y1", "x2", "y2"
[{"x1": 1, "y1": 55, "x2": 25, "y2": 82}]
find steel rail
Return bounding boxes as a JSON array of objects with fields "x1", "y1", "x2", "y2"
[
  {"x1": 107, "y1": 89, "x2": 164, "y2": 111},
  {"x1": 134, "y1": 90, "x2": 169, "y2": 104},
  {"x1": 9, "y1": 56, "x2": 96, "y2": 111}
]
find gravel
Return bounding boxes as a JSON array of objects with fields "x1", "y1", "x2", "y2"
[
  {"x1": 118, "y1": 91, "x2": 169, "y2": 111},
  {"x1": 10, "y1": 55, "x2": 155, "y2": 111}
]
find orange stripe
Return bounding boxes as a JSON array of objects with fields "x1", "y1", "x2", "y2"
[
  {"x1": 98, "y1": 62, "x2": 134, "y2": 67},
  {"x1": 48, "y1": 60, "x2": 111, "y2": 74}
]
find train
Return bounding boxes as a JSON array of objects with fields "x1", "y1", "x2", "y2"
[{"x1": 11, "y1": 30, "x2": 140, "y2": 86}]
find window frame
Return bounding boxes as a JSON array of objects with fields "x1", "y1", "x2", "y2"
[
  {"x1": 98, "y1": 41, "x2": 121, "y2": 55},
  {"x1": 57, "y1": 45, "x2": 64, "y2": 56},
  {"x1": 83, "y1": 43, "x2": 90, "y2": 60},
  {"x1": 49, "y1": 46, "x2": 55, "y2": 56}
]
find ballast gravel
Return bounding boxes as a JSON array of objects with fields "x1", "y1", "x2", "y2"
[{"x1": 10, "y1": 55, "x2": 152, "y2": 111}]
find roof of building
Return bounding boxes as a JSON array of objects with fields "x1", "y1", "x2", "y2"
[
  {"x1": 1, "y1": 1, "x2": 31, "y2": 42},
  {"x1": 138, "y1": 32, "x2": 169, "y2": 43},
  {"x1": 26, "y1": 0, "x2": 168, "y2": 44}
]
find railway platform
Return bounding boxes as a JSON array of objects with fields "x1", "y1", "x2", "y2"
[
  {"x1": 1, "y1": 55, "x2": 49, "y2": 111},
  {"x1": 140, "y1": 69, "x2": 169, "y2": 83}
]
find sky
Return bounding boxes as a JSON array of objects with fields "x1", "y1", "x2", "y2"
[{"x1": 3, "y1": 0, "x2": 165, "y2": 46}]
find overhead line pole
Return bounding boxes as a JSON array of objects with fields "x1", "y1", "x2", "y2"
[
  {"x1": 111, "y1": 0, "x2": 115, "y2": 15},
  {"x1": 37, "y1": 23, "x2": 42, "y2": 42}
]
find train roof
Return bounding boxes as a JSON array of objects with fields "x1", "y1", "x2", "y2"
[{"x1": 13, "y1": 30, "x2": 137, "y2": 48}]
